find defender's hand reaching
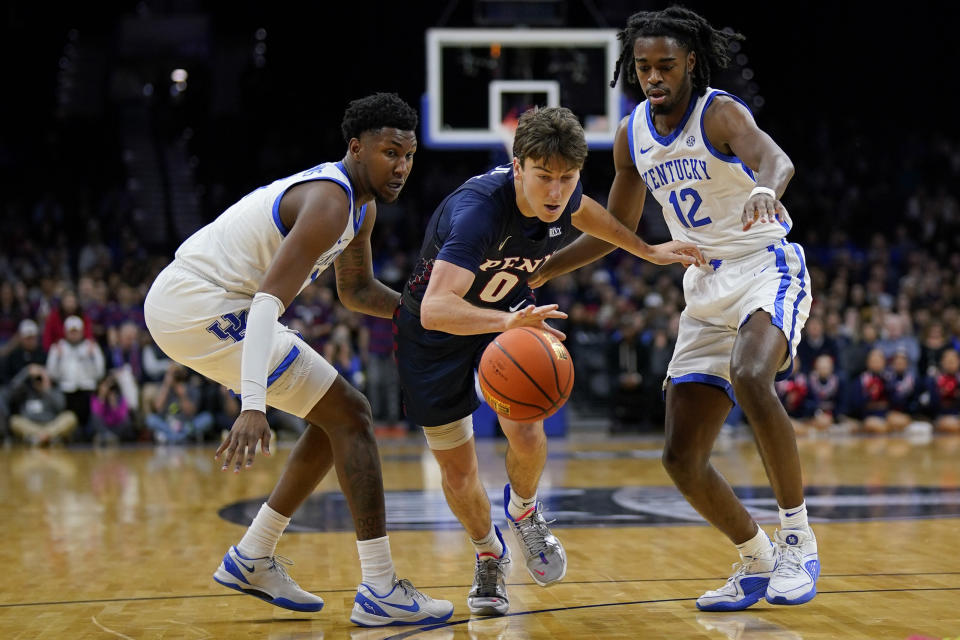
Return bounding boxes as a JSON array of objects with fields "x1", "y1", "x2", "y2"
[{"x1": 215, "y1": 409, "x2": 272, "y2": 473}]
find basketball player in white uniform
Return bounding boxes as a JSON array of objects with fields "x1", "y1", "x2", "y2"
[
  {"x1": 144, "y1": 93, "x2": 453, "y2": 627},
  {"x1": 530, "y1": 8, "x2": 819, "y2": 611}
]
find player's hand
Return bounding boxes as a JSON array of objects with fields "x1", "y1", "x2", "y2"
[
  {"x1": 742, "y1": 193, "x2": 790, "y2": 230},
  {"x1": 506, "y1": 304, "x2": 567, "y2": 341},
  {"x1": 215, "y1": 409, "x2": 272, "y2": 473},
  {"x1": 645, "y1": 240, "x2": 705, "y2": 267}
]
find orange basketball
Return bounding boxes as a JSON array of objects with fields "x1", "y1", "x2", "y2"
[{"x1": 478, "y1": 327, "x2": 574, "y2": 422}]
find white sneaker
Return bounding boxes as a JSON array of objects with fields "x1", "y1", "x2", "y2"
[
  {"x1": 350, "y1": 577, "x2": 454, "y2": 627},
  {"x1": 696, "y1": 553, "x2": 776, "y2": 611},
  {"x1": 213, "y1": 546, "x2": 324, "y2": 612},
  {"x1": 765, "y1": 528, "x2": 820, "y2": 605}
]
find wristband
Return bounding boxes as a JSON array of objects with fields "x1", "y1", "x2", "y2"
[{"x1": 749, "y1": 186, "x2": 777, "y2": 199}]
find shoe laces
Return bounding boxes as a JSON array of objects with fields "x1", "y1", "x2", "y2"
[
  {"x1": 267, "y1": 555, "x2": 296, "y2": 585},
  {"x1": 397, "y1": 578, "x2": 427, "y2": 602},
  {"x1": 513, "y1": 506, "x2": 554, "y2": 556},
  {"x1": 775, "y1": 540, "x2": 804, "y2": 577},
  {"x1": 473, "y1": 555, "x2": 509, "y2": 596},
  {"x1": 714, "y1": 555, "x2": 768, "y2": 594}
]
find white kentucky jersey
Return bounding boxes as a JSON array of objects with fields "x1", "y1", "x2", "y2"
[
  {"x1": 174, "y1": 162, "x2": 366, "y2": 297},
  {"x1": 628, "y1": 87, "x2": 788, "y2": 261}
]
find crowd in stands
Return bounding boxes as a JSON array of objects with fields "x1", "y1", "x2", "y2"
[{"x1": 2, "y1": 107, "x2": 959, "y2": 446}]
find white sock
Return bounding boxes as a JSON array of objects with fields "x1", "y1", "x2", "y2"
[
  {"x1": 736, "y1": 525, "x2": 775, "y2": 561},
  {"x1": 507, "y1": 486, "x2": 537, "y2": 521},
  {"x1": 471, "y1": 525, "x2": 505, "y2": 560},
  {"x1": 357, "y1": 536, "x2": 396, "y2": 593},
  {"x1": 779, "y1": 502, "x2": 810, "y2": 532},
  {"x1": 237, "y1": 503, "x2": 290, "y2": 558}
]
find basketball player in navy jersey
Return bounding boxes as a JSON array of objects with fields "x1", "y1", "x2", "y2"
[
  {"x1": 530, "y1": 7, "x2": 819, "y2": 611},
  {"x1": 394, "y1": 106, "x2": 703, "y2": 615}
]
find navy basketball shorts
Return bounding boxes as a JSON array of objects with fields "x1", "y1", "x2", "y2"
[{"x1": 393, "y1": 306, "x2": 495, "y2": 427}]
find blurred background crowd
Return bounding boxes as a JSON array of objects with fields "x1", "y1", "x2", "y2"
[{"x1": 2, "y1": 1, "x2": 958, "y2": 446}]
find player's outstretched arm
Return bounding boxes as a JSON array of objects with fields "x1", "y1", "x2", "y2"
[
  {"x1": 702, "y1": 96, "x2": 795, "y2": 231},
  {"x1": 571, "y1": 196, "x2": 704, "y2": 267},
  {"x1": 334, "y1": 203, "x2": 401, "y2": 318},
  {"x1": 529, "y1": 117, "x2": 646, "y2": 288},
  {"x1": 420, "y1": 260, "x2": 567, "y2": 339}
]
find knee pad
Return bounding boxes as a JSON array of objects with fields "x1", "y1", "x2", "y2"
[{"x1": 422, "y1": 416, "x2": 474, "y2": 450}]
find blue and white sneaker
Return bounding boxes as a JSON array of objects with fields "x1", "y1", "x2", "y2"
[
  {"x1": 213, "y1": 546, "x2": 324, "y2": 612},
  {"x1": 350, "y1": 577, "x2": 454, "y2": 627},
  {"x1": 504, "y1": 484, "x2": 566, "y2": 586},
  {"x1": 766, "y1": 528, "x2": 820, "y2": 605},
  {"x1": 696, "y1": 553, "x2": 776, "y2": 612}
]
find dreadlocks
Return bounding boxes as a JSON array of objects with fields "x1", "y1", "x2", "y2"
[{"x1": 610, "y1": 6, "x2": 744, "y2": 96}]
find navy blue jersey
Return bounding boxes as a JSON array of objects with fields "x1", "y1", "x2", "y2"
[{"x1": 402, "y1": 164, "x2": 582, "y2": 315}]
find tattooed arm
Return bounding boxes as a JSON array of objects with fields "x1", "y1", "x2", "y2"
[{"x1": 334, "y1": 203, "x2": 400, "y2": 318}]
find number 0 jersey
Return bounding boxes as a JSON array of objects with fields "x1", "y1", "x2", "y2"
[
  {"x1": 628, "y1": 88, "x2": 788, "y2": 261},
  {"x1": 402, "y1": 164, "x2": 581, "y2": 315}
]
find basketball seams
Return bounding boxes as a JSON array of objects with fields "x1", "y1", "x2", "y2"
[
  {"x1": 492, "y1": 339, "x2": 556, "y2": 406},
  {"x1": 478, "y1": 327, "x2": 573, "y2": 421},
  {"x1": 517, "y1": 327, "x2": 563, "y2": 395},
  {"x1": 479, "y1": 368, "x2": 550, "y2": 418}
]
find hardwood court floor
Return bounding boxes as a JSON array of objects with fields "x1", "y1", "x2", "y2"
[{"x1": 1, "y1": 432, "x2": 959, "y2": 639}]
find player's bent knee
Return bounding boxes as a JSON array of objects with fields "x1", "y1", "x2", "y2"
[
  {"x1": 661, "y1": 446, "x2": 706, "y2": 480},
  {"x1": 730, "y1": 362, "x2": 769, "y2": 389},
  {"x1": 502, "y1": 422, "x2": 544, "y2": 453},
  {"x1": 422, "y1": 416, "x2": 474, "y2": 451}
]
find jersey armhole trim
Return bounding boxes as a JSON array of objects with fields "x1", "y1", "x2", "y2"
[
  {"x1": 271, "y1": 177, "x2": 353, "y2": 237},
  {"x1": 627, "y1": 105, "x2": 640, "y2": 164}
]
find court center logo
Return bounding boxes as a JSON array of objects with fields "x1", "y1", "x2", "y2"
[{"x1": 220, "y1": 485, "x2": 960, "y2": 532}]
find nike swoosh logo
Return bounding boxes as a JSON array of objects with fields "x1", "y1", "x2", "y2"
[
  {"x1": 381, "y1": 598, "x2": 421, "y2": 613},
  {"x1": 784, "y1": 510, "x2": 802, "y2": 517},
  {"x1": 236, "y1": 558, "x2": 255, "y2": 572},
  {"x1": 534, "y1": 569, "x2": 546, "y2": 576},
  {"x1": 639, "y1": 145, "x2": 654, "y2": 154},
  {"x1": 508, "y1": 299, "x2": 526, "y2": 312},
  {"x1": 498, "y1": 236, "x2": 512, "y2": 251}
]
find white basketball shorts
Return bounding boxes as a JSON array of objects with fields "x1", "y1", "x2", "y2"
[
  {"x1": 666, "y1": 239, "x2": 812, "y2": 400},
  {"x1": 144, "y1": 262, "x2": 338, "y2": 418}
]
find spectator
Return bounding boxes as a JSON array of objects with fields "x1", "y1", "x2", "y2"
[
  {"x1": 608, "y1": 315, "x2": 649, "y2": 432},
  {"x1": 797, "y1": 316, "x2": 839, "y2": 374},
  {"x1": 918, "y1": 321, "x2": 950, "y2": 377},
  {"x1": 46, "y1": 315, "x2": 105, "y2": 436},
  {"x1": 42, "y1": 290, "x2": 93, "y2": 352},
  {"x1": 2, "y1": 319, "x2": 46, "y2": 382},
  {"x1": 144, "y1": 363, "x2": 213, "y2": 443},
  {"x1": 106, "y1": 321, "x2": 143, "y2": 410},
  {"x1": 0, "y1": 280, "x2": 32, "y2": 355},
  {"x1": 7, "y1": 363, "x2": 77, "y2": 445},
  {"x1": 848, "y1": 348, "x2": 891, "y2": 434},
  {"x1": 877, "y1": 313, "x2": 920, "y2": 369},
  {"x1": 323, "y1": 325, "x2": 364, "y2": 390},
  {"x1": 839, "y1": 322, "x2": 879, "y2": 377},
  {"x1": 928, "y1": 349, "x2": 960, "y2": 433},
  {"x1": 360, "y1": 315, "x2": 401, "y2": 428},
  {"x1": 89, "y1": 373, "x2": 135, "y2": 444},
  {"x1": 886, "y1": 350, "x2": 919, "y2": 432},
  {"x1": 805, "y1": 354, "x2": 845, "y2": 432}
]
